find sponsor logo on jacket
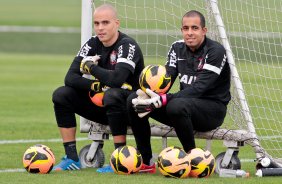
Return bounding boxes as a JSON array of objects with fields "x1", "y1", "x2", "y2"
[
  {"x1": 78, "y1": 43, "x2": 91, "y2": 57},
  {"x1": 179, "y1": 73, "x2": 197, "y2": 85}
]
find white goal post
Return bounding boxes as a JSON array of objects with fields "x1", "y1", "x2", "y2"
[{"x1": 80, "y1": 0, "x2": 282, "y2": 168}]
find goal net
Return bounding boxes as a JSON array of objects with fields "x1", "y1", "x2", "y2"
[{"x1": 85, "y1": 0, "x2": 282, "y2": 163}]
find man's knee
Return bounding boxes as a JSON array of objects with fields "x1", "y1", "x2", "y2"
[
  {"x1": 103, "y1": 88, "x2": 123, "y2": 106},
  {"x1": 52, "y1": 86, "x2": 77, "y2": 128},
  {"x1": 52, "y1": 86, "x2": 68, "y2": 104}
]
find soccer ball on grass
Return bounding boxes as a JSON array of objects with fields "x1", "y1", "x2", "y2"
[
  {"x1": 157, "y1": 146, "x2": 191, "y2": 178},
  {"x1": 110, "y1": 145, "x2": 143, "y2": 175},
  {"x1": 22, "y1": 144, "x2": 55, "y2": 174},
  {"x1": 187, "y1": 148, "x2": 215, "y2": 178}
]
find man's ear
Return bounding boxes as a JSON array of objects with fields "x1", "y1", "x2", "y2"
[
  {"x1": 202, "y1": 27, "x2": 208, "y2": 35},
  {"x1": 115, "y1": 19, "x2": 120, "y2": 27}
]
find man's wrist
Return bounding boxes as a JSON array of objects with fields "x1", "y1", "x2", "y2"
[{"x1": 160, "y1": 94, "x2": 167, "y2": 106}]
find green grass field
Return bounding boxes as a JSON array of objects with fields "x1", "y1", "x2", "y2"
[
  {"x1": 0, "y1": 0, "x2": 281, "y2": 183},
  {"x1": 0, "y1": 53, "x2": 280, "y2": 184}
]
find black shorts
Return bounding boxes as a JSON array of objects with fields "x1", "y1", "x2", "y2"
[{"x1": 52, "y1": 86, "x2": 133, "y2": 136}]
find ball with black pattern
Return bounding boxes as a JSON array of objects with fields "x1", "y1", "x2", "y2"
[
  {"x1": 110, "y1": 145, "x2": 143, "y2": 175},
  {"x1": 139, "y1": 64, "x2": 171, "y2": 94},
  {"x1": 23, "y1": 144, "x2": 55, "y2": 174},
  {"x1": 157, "y1": 146, "x2": 191, "y2": 178},
  {"x1": 187, "y1": 148, "x2": 215, "y2": 178}
]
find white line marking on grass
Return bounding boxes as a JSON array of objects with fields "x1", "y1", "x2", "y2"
[
  {"x1": 0, "y1": 136, "x2": 162, "y2": 145},
  {"x1": 241, "y1": 158, "x2": 256, "y2": 163},
  {"x1": 0, "y1": 169, "x2": 25, "y2": 173},
  {"x1": 0, "y1": 138, "x2": 88, "y2": 144},
  {"x1": 0, "y1": 25, "x2": 80, "y2": 34}
]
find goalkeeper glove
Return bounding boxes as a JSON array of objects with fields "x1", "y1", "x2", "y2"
[
  {"x1": 133, "y1": 89, "x2": 167, "y2": 117},
  {"x1": 132, "y1": 89, "x2": 150, "y2": 118},
  {"x1": 80, "y1": 55, "x2": 100, "y2": 74}
]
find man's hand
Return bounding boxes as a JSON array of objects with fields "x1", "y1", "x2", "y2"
[
  {"x1": 132, "y1": 89, "x2": 151, "y2": 118},
  {"x1": 80, "y1": 55, "x2": 100, "y2": 74},
  {"x1": 132, "y1": 89, "x2": 167, "y2": 118}
]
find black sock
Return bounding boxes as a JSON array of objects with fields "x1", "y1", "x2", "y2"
[
  {"x1": 63, "y1": 141, "x2": 79, "y2": 162},
  {"x1": 114, "y1": 142, "x2": 126, "y2": 149},
  {"x1": 143, "y1": 157, "x2": 152, "y2": 166}
]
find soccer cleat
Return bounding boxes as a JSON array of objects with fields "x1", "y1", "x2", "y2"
[
  {"x1": 139, "y1": 163, "x2": 156, "y2": 173},
  {"x1": 53, "y1": 156, "x2": 81, "y2": 171},
  {"x1": 96, "y1": 165, "x2": 114, "y2": 173}
]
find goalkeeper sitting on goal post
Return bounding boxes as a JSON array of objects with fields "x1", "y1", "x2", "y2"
[
  {"x1": 52, "y1": 4, "x2": 145, "y2": 172},
  {"x1": 127, "y1": 10, "x2": 231, "y2": 170}
]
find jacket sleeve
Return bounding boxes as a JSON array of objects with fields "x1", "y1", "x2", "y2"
[
  {"x1": 64, "y1": 56, "x2": 93, "y2": 91},
  {"x1": 90, "y1": 65, "x2": 131, "y2": 88},
  {"x1": 64, "y1": 37, "x2": 96, "y2": 91},
  {"x1": 165, "y1": 44, "x2": 180, "y2": 92},
  {"x1": 89, "y1": 40, "x2": 141, "y2": 88}
]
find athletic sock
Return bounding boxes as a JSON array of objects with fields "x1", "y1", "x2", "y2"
[
  {"x1": 143, "y1": 158, "x2": 151, "y2": 166},
  {"x1": 63, "y1": 141, "x2": 79, "y2": 162}
]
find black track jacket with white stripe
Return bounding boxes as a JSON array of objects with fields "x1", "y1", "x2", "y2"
[
  {"x1": 65, "y1": 31, "x2": 144, "y2": 91},
  {"x1": 165, "y1": 37, "x2": 231, "y2": 105}
]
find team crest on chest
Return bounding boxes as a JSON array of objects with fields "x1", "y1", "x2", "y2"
[
  {"x1": 197, "y1": 55, "x2": 207, "y2": 70},
  {"x1": 110, "y1": 51, "x2": 117, "y2": 65},
  {"x1": 197, "y1": 57, "x2": 204, "y2": 70}
]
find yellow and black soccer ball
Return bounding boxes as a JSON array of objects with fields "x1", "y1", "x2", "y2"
[
  {"x1": 110, "y1": 145, "x2": 143, "y2": 175},
  {"x1": 157, "y1": 146, "x2": 191, "y2": 178},
  {"x1": 22, "y1": 144, "x2": 55, "y2": 174},
  {"x1": 139, "y1": 64, "x2": 171, "y2": 94},
  {"x1": 187, "y1": 148, "x2": 215, "y2": 178}
]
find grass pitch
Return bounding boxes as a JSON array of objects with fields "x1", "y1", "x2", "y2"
[{"x1": 0, "y1": 53, "x2": 280, "y2": 184}]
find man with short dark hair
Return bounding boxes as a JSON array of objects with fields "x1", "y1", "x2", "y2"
[{"x1": 127, "y1": 10, "x2": 231, "y2": 172}]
